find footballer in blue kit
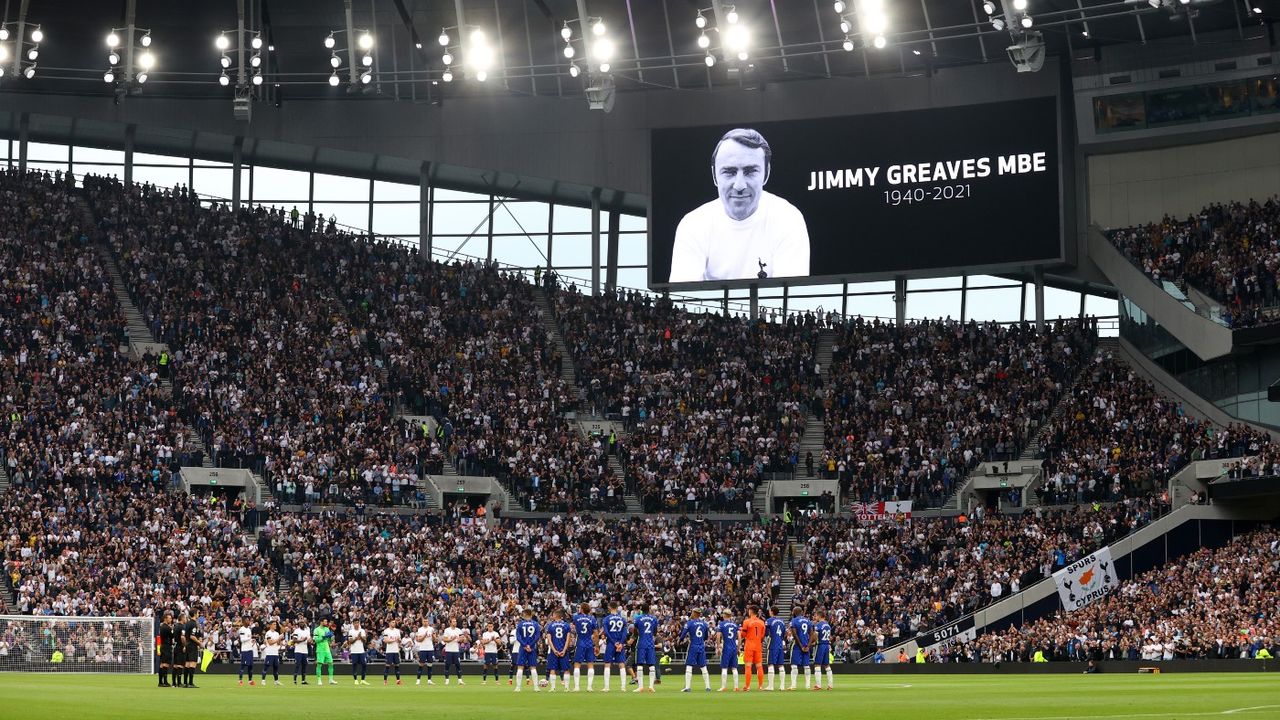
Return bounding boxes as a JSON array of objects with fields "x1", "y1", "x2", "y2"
[
  {"x1": 632, "y1": 606, "x2": 660, "y2": 693},
  {"x1": 513, "y1": 610, "x2": 541, "y2": 693},
  {"x1": 765, "y1": 613, "x2": 788, "y2": 689},
  {"x1": 570, "y1": 603, "x2": 598, "y2": 691},
  {"x1": 601, "y1": 604, "x2": 630, "y2": 692},
  {"x1": 544, "y1": 609, "x2": 574, "y2": 691},
  {"x1": 788, "y1": 613, "x2": 814, "y2": 690},
  {"x1": 812, "y1": 611, "x2": 834, "y2": 690},
  {"x1": 716, "y1": 612, "x2": 741, "y2": 692},
  {"x1": 678, "y1": 610, "x2": 712, "y2": 692}
]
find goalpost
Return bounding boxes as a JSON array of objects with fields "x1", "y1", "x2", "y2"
[{"x1": 0, "y1": 615, "x2": 154, "y2": 674}]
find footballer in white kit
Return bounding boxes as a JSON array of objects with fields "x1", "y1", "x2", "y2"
[
  {"x1": 348, "y1": 620, "x2": 370, "y2": 685},
  {"x1": 260, "y1": 622, "x2": 283, "y2": 685},
  {"x1": 414, "y1": 620, "x2": 436, "y2": 685},
  {"x1": 382, "y1": 626, "x2": 404, "y2": 684}
]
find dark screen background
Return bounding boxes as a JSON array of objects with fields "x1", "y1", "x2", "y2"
[{"x1": 649, "y1": 96, "x2": 1062, "y2": 287}]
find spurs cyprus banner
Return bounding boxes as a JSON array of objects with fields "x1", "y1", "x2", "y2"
[{"x1": 1053, "y1": 546, "x2": 1119, "y2": 611}]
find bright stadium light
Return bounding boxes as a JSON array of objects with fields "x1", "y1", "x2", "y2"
[
  {"x1": 695, "y1": 13, "x2": 707, "y2": 29},
  {"x1": 0, "y1": 27, "x2": 10, "y2": 41},
  {"x1": 218, "y1": 72, "x2": 229, "y2": 86},
  {"x1": 569, "y1": 63, "x2": 580, "y2": 77},
  {"x1": 30, "y1": 28, "x2": 43, "y2": 43},
  {"x1": 442, "y1": 69, "x2": 453, "y2": 81},
  {"x1": 24, "y1": 64, "x2": 36, "y2": 78},
  {"x1": 139, "y1": 51, "x2": 155, "y2": 70},
  {"x1": 104, "y1": 70, "x2": 114, "y2": 83},
  {"x1": 250, "y1": 53, "x2": 262, "y2": 68},
  {"x1": 360, "y1": 71, "x2": 372, "y2": 84},
  {"x1": 1021, "y1": 14, "x2": 1034, "y2": 27},
  {"x1": 328, "y1": 71, "x2": 340, "y2": 86},
  {"x1": 0, "y1": 45, "x2": 8, "y2": 62},
  {"x1": 592, "y1": 20, "x2": 606, "y2": 36},
  {"x1": 442, "y1": 52, "x2": 453, "y2": 65},
  {"x1": 216, "y1": 33, "x2": 230, "y2": 50},
  {"x1": 358, "y1": 32, "x2": 373, "y2": 50},
  {"x1": 106, "y1": 31, "x2": 119, "y2": 47},
  {"x1": 329, "y1": 54, "x2": 340, "y2": 68},
  {"x1": 727, "y1": 8, "x2": 739, "y2": 24},
  {"x1": 592, "y1": 37, "x2": 614, "y2": 63},
  {"x1": 840, "y1": 20, "x2": 851, "y2": 33},
  {"x1": 1013, "y1": 0, "x2": 1027, "y2": 10},
  {"x1": 26, "y1": 48, "x2": 37, "y2": 61},
  {"x1": 361, "y1": 53, "x2": 373, "y2": 67},
  {"x1": 599, "y1": 62, "x2": 610, "y2": 73},
  {"x1": 563, "y1": 44, "x2": 575, "y2": 58},
  {"x1": 109, "y1": 51, "x2": 120, "y2": 65},
  {"x1": 724, "y1": 23, "x2": 749, "y2": 57},
  {"x1": 983, "y1": 0, "x2": 996, "y2": 13},
  {"x1": 251, "y1": 35, "x2": 263, "y2": 50},
  {"x1": 992, "y1": 17, "x2": 1005, "y2": 29},
  {"x1": 470, "y1": 28, "x2": 486, "y2": 45},
  {"x1": 704, "y1": 52, "x2": 716, "y2": 67},
  {"x1": 475, "y1": 69, "x2": 488, "y2": 82},
  {"x1": 842, "y1": 37, "x2": 854, "y2": 51},
  {"x1": 140, "y1": 33, "x2": 151, "y2": 47},
  {"x1": 135, "y1": 70, "x2": 146, "y2": 83},
  {"x1": 561, "y1": 24, "x2": 572, "y2": 41},
  {"x1": 833, "y1": 1, "x2": 846, "y2": 12},
  {"x1": 252, "y1": 72, "x2": 263, "y2": 85},
  {"x1": 324, "y1": 33, "x2": 336, "y2": 49},
  {"x1": 438, "y1": 30, "x2": 450, "y2": 46},
  {"x1": 873, "y1": 34, "x2": 887, "y2": 48},
  {"x1": 697, "y1": 33, "x2": 710, "y2": 49}
]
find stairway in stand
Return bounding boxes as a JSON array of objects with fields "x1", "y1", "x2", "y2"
[
  {"x1": 796, "y1": 328, "x2": 835, "y2": 470},
  {"x1": 533, "y1": 288, "x2": 585, "y2": 406},
  {"x1": 774, "y1": 539, "x2": 802, "y2": 617}
]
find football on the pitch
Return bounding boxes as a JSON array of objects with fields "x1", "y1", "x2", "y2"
[{"x1": 538, "y1": 679, "x2": 548, "y2": 688}]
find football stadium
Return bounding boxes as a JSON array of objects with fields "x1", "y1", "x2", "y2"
[{"x1": 0, "y1": 1, "x2": 1278, "y2": 718}]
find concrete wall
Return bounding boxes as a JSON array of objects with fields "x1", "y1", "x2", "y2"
[{"x1": 1089, "y1": 132, "x2": 1280, "y2": 229}]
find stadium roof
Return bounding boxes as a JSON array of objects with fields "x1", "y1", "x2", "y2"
[{"x1": 3, "y1": 0, "x2": 1262, "y2": 103}]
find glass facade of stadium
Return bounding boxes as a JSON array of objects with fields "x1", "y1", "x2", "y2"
[{"x1": 6, "y1": 138, "x2": 1115, "y2": 327}]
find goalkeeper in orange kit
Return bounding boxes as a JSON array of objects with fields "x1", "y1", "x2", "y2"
[{"x1": 740, "y1": 606, "x2": 766, "y2": 691}]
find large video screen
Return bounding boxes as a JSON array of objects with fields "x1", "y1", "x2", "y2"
[{"x1": 649, "y1": 97, "x2": 1062, "y2": 288}]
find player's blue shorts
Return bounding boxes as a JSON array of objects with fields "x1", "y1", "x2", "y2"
[
  {"x1": 516, "y1": 649, "x2": 538, "y2": 667},
  {"x1": 385, "y1": 652, "x2": 400, "y2": 665},
  {"x1": 768, "y1": 645, "x2": 786, "y2": 667},
  {"x1": 444, "y1": 651, "x2": 461, "y2": 666},
  {"x1": 814, "y1": 645, "x2": 831, "y2": 667},
  {"x1": 721, "y1": 648, "x2": 739, "y2": 669},
  {"x1": 636, "y1": 645, "x2": 657, "y2": 667},
  {"x1": 602, "y1": 642, "x2": 627, "y2": 663},
  {"x1": 264, "y1": 655, "x2": 280, "y2": 669},
  {"x1": 417, "y1": 650, "x2": 434, "y2": 663},
  {"x1": 350, "y1": 652, "x2": 366, "y2": 665},
  {"x1": 573, "y1": 643, "x2": 596, "y2": 663},
  {"x1": 483, "y1": 652, "x2": 498, "y2": 666},
  {"x1": 240, "y1": 651, "x2": 254, "y2": 666},
  {"x1": 547, "y1": 652, "x2": 571, "y2": 673},
  {"x1": 790, "y1": 646, "x2": 810, "y2": 667},
  {"x1": 686, "y1": 647, "x2": 707, "y2": 669}
]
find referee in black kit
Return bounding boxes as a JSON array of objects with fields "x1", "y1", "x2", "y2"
[
  {"x1": 157, "y1": 611, "x2": 175, "y2": 687},
  {"x1": 179, "y1": 610, "x2": 201, "y2": 688}
]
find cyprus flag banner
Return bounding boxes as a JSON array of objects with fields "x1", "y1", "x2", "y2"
[{"x1": 1053, "y1": 546, "x2": 1118, "y2": 611}]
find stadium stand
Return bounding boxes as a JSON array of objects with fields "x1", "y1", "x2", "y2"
[
  {"x1": 975, "y1": 528, "x2": 1280, "y2": 662},
  {"x1": 1107, "y1": 199, "x2": 1280, "y2": 328}
]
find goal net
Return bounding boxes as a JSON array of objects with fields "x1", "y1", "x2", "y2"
[{"x1": 0, "y1": 615, "x2": 154, "y2": 674}]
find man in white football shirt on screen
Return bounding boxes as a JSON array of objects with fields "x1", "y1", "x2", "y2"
[{"x1": 668, "y1": 128, "x2": 810, "y2": 283}]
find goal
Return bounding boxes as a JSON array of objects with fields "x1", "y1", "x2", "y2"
[{"x1": 0, "y1": 615, "x2": 154, "y2": 674}]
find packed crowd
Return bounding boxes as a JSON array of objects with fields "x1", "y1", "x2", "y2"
[
  {"x1": 0, "y1": 169, "x2": 195, "y2": 498},
  {"x1": 1036, "y1": 354, "x2": 1273, "y2": 506},
  {"x1": 263, "y1": 511, "x2": 785, "y2": 646},
  {"x1": 1107, "y1": 198, "x2": 1280, "y2": 327},
  {"x1": 789, "y1": 497, "x2": 1169, "y2": 656},
  {"x1": 976, "y1": 528, "x2": 1280, "y2": 662},
  {"x1": 552, "y1": 283, "x2": 821, "y2": 513},
  {"x1": 1, "y1": 483, "x2": 277, "y2": 619},
  {"x1": 819, "y1": 318, "x2": 1095, "y2": 508}
]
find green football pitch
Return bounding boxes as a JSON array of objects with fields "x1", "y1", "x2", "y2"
[{"x1": 0, "y1": 672, "x2": 1276, "y2": 720}]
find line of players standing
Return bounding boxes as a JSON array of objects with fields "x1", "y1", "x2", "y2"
[{"x1": 162, "y1": 603, "x2": 836, "y2": 693}]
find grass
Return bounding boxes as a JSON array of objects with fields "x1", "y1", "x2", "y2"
[{"x1": 0, "y1": 671, "x2": 1277, "y2": 719}]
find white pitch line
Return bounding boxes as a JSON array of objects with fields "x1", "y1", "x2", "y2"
[{"x1": 965, "y1": 706, "x2": 1280, "y2": 720}]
